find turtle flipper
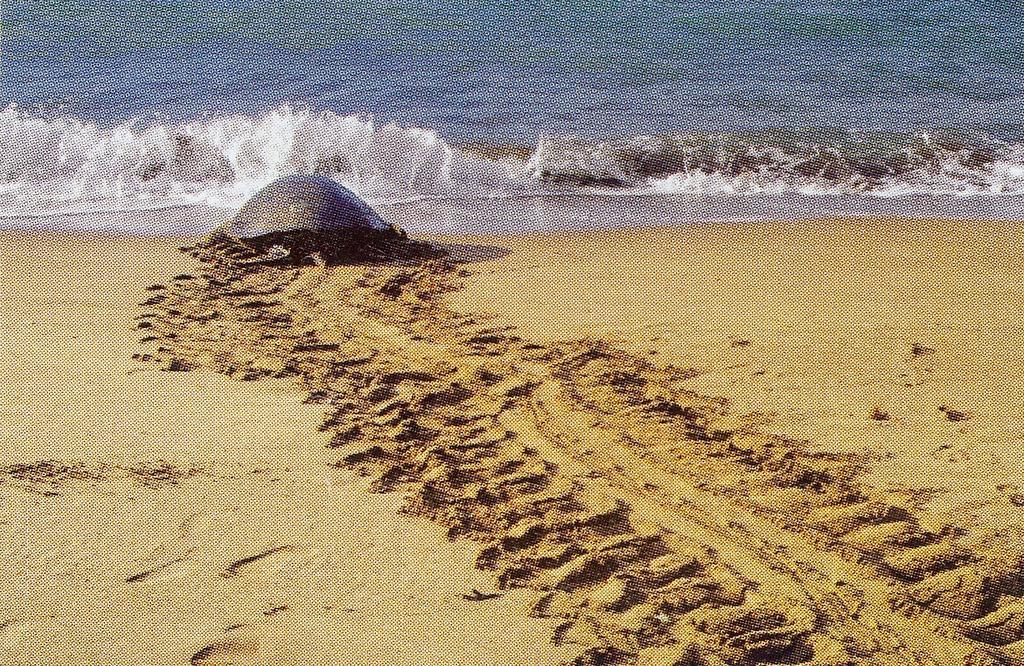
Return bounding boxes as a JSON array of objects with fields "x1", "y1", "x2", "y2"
[{"x1": 232, "y1": 243, "x2": 291, "y2": 266}]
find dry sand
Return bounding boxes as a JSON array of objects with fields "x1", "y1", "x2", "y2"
[
  {"x1": 2, "y1": 217, "x2": 1023, "y2": 666},
  {"x1": 0, "y1": 231, "x2": 575, "y2": 666},
  {"x1": 453, "y1": 218, "x2": 1024, "y2": 531}
]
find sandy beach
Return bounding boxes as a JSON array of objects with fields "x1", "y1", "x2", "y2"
[
  {"x1": 2, "y1": 217, "x2": 1023, "y2": 665},
  {"x1": 0, "y1": 231, "x2": 575, "y2": 666},
  {"x1": 453, "y1": 218, "x2": 1024, "y2": 531},
  {"x1": 6, "y1": 0, "x2": 1024, "y2": 662}
]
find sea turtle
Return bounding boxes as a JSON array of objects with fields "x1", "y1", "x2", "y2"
[{"x1": 189, "y1": 175, "x2": 409, "y2": 265}]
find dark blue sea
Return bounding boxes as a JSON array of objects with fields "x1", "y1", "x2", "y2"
[{"x1": 3, "y1": 0, "x2": 1023, "y2": 230}]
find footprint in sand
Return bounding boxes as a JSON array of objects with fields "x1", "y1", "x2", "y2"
[
  {"x1": 219, "y1": 545, "x2": 298, "y2": 578},
  {"x1": 125, "y1": 551, "x2": 194, "y2": 583},
  {"x1": 190, "y1": 640, "x2": 258, "y2": 666},
  {"x1": 931, "y1": 444, "x2": 970, "y2": 464}
]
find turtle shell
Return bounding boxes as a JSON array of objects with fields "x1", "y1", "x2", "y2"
[{"x1": 221, "y1": 175, "x2": 389, "y2": 239}]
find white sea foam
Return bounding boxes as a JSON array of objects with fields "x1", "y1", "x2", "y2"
[
  {"x1": 2, "y1": 105, "x2": 1024, "y2": 232},
  {"x1": 531, "y1": 132, "x2": 1024, "y2": 197},
  {"x1": 0, "y1": 104, "x2": 530, "y2": 217}
]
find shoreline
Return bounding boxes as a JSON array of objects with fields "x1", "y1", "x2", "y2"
[{"x1": 3, "y1": 191, "x2": 1024, "y2": 238}]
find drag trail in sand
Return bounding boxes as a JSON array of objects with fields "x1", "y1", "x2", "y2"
[
  {"x1": 134, "y1": 230, "x2": 1024, "y2": 666},
  {"x1": 0, "y1": 232, "x2": 575, "y2": 666}
]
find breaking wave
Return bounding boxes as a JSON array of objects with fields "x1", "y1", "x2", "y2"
[
  {"x1": 2, "y1": 104, "x2": 1024, "y2": 218},
  {"x1": 528, "y1": 130, "x2": 1024, "y2": 196},
  {"x1": 0, "y1": 104, "x2": 528, "y2": 216}
]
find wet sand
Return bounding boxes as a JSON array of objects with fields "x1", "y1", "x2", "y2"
[{"x1": 2, "y1": 218, "x2": 1023, "y2": 665}]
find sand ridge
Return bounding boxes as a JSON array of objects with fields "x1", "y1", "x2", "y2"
[{"x1": 136, "y1": 240, "x2": 1024, "y2": 666}]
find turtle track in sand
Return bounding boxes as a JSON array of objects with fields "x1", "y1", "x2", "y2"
[{"x1": 136, "y1": 253, "x2": 1024, "y2": 666}]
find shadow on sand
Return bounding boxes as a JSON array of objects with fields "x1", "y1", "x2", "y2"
[
  {"x1": 434, "y1": 241, "x2": 513, "y2": 264},
  {"x1": 182, "y1": 233, "x2": 513, "y2": 269}
]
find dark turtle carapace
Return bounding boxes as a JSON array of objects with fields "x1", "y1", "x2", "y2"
[{"x1": 186, "y1": 175, "x2": 415, "y2": 266}]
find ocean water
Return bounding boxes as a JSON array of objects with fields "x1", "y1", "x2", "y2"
[{"x1": 3, "y1": 0, "x2": 1024, "y2": 231}]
